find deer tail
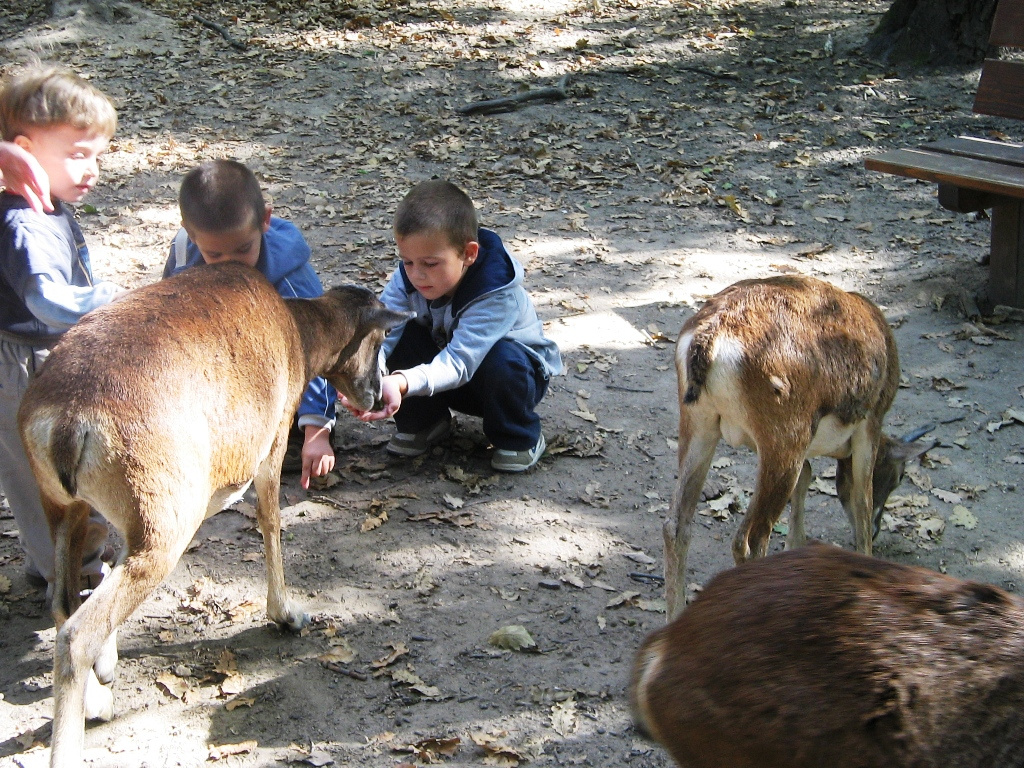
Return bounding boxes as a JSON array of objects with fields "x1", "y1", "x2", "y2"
[
  {"x1": 683, "y1": 319, "x2": 720, "y2": 404},
  {"x1": 50, "y1": 415, "x2": 88, "y2": 497}
]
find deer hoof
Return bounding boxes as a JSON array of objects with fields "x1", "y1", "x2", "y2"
[
  {"x1": 84, "y1": 671, "x2": 114, "y2": 722},
  {"x1": 93, "y1": 631, "x2": 119, "y2": 685},
  {"x1": 272, "y1": 603, "x2": 310, "y2": 633}
]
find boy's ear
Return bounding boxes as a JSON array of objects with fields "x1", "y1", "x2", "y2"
[
  {"x1": 12, "y1": 134, "x2": 32, "y2": 152},
  {"x1": 463, "y1": 240, "x2": 480, "y2": 265},
  {"x1": 261, "y1": 204, "x2": 273, "y2": 232}
]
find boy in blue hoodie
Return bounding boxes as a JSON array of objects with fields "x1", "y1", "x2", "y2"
[
  {"x1": 345, "y1": 180, "x2": 562, "y2": 472},
  {"x1": 163, "y1": 159, "x2": 336, "y2": 488}
]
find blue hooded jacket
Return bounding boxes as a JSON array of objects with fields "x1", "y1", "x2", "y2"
[
  {"x1": 378, "y1": 228, "x2": 562, "y2": 398},
  {"x1": 163, "y1": 217, "x2": 336, "y2": 429}
]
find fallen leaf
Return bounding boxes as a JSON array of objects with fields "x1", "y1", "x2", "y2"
[
  {"x1": 395, "y1": 737, "x2": 461, "y2": 762},
  {"x1": 915, "y1": 516, "x2": 946, "y2": 540},
  {"x1": 949, "y1": 505, "x2": 978, "y2": 530},
  {"x1": 606, "y1": 590, "x2": 641, "y2": 608},
  {"x1": 360, "y1": 510, "x2": 388, "y2": 533},
  {"x1": 551, "y1": 697, "x2": 578, "y2": 736},
  {"x1": 488, "y1": 625, "x2": 536, "y2": 651},
  {"x1": 156, "y1": 671, "x2": 189, "y2": 700},
  {"x1": 932, "y1": 488, "x2": 962, "y2": 504},
  {"x1": 220, "y1": 672, "x2": 246, "y2": 697},
  {"x1": 623, "y1": 551, "x2": 655, "y2": 565},
  {"x1": 470, "y1": 731, "x2": 526, "y2": 767},
  {"x1": 371, "y1": 641, "x2": 409, "y2": 670},
  {"x1": 318, "y1": 638, "x2": 358, "y2": 665},
  {"x1": 208, "y1": 741, "x2": 258, "y2": 760}
]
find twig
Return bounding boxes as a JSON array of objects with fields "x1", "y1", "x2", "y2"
[
  {"x1": 321, "y1": 661, "x2": 368, "y2": 681},
  {"x1": 597, "y1": 64, "x2": 738, "y2": 80},
  {"x1": 606, "y1": 384, "x2": 656, "y2": 393},
  {"x1": 457, "y1": 75, "x2": 571, "y2": 116},
  {"x1": 193, "y1": 14, "x2": 247, "y2": 51},
  {"x1": 629, "y1": 572, "x2": 665, "y2": 584}
]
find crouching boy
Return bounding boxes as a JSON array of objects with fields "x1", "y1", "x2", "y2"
[{"x1": 347, "y1": 180, "x2": 562, "y2": 472}]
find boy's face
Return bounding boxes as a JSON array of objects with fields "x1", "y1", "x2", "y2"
[
  {"x1": 396, "y1": 230, "x2": 479, "y2": 301},
  {"x1": 14, "y1": 125, "x2": 109, "y2": 204},
  {"x1": 186, "y1": 207, "x2": 271, "y2": 268}
]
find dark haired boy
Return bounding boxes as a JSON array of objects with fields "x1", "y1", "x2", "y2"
[
  {"x1": 164, "y1": 159, "x2": 336, "y2": 487},
  {"x1": 346, "y1": 180, "x2": 562, "y2": 472}
]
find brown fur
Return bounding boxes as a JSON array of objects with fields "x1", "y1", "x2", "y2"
[
  {"x1": 664, "y1": 276, "x2": 930, "y2": 618},
  {"x1": 632, "y1": 543, "x2": 1024, "y2": 768},
  {"x1": 17, "y1": 262, "x2": 408, "y2": 768}
]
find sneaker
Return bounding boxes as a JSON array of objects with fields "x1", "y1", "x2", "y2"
[
  {"x1": 491, "y1": 434, "x2": 546, "y2": 473},
  {"x1": 386, "y1": 416, "x2": 452, "y2": 457}
]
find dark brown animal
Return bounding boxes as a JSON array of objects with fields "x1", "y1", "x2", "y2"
[
  {"x1": 664, "y1": 275, "x2": 931, "y2": 617},
  {"x1": 632, "y1": 543, "x2": 1024, "y2": 768},
  {"x1": 18, "y1": 262, "x2": 408, "y2": 768}
]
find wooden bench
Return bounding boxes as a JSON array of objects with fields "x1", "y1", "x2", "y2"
[{"x1": 865, "y1": 0, "x2": 1024, "y2": 309}]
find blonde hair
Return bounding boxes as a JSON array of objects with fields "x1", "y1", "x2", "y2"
[{"x1": 0, "y1": 64, "x2": 117, "y2": 142}]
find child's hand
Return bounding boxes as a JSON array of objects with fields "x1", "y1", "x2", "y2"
[
  {"x1": 340, "y1": 373, "x2": 405, "y2": 422},
  {"x1": 0, "y1": 142, "x2": 53, "y2": 215},
  {"x1": 300, "y1": 425, "x2": 335, "y2": 490}
]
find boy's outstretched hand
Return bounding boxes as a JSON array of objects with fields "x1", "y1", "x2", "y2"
[
  {"x1": 300, "y1": 425, "x2": 336, "y2": 490},
  {"x1": 340, "y1": 372, "x2": 406, "y2": 422}
]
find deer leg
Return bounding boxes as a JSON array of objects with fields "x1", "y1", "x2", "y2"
[
  {"x1": 254, "y1": 429, "x2": 309, "y2": 632},
  {"x1": 735, "y1": 450, "x2": 804, "y2": 563},
  {"x1": 48, "y1": 499, "x2": 118, "y2": 686},
  {"x1": 664, "y1": 407, "x2": 721, "y2": 620},
  {"x1": 49, "y1": 500, "x2": 90, "y2": 628},
  {"x1": 786, "y1": 460, "x2": 813, "y2": 550},
  {"x1": 846, "y1": 424, "x2": 876, "y2": 555},
  {"x1": 50, "y1": 503, "x2": 196, "y2": 768}
]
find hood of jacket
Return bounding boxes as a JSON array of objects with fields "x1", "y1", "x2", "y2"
[{"x1": 397, "y1": 228, "x2": 519, "y2": 315}]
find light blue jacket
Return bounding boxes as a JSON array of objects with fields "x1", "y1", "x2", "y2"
[{"x1": 379, "y1": 228, "x2": 562, "y2": 398}]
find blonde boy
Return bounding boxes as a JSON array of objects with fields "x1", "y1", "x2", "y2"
[{"x1": 0, "y1": 64, "x2": 121, "y2": 594}]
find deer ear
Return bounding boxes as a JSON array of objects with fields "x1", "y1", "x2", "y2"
[
  {"x1": 887, "y1": 438, "x2": 937, "y2": 463},
  {"x1": 371, "y1": 307, "x2": 414, "y2": 333}
]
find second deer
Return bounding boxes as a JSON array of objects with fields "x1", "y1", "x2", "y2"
[
  {"x1": 664, "y1": 275, "x2": 932, "y2": 618},
  {"x1": 633, "y1": 542, "x2": 1024, "y2": 768}
]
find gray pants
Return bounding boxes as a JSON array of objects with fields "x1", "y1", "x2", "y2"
[{"x1": 0, "y1": 338, "x2": 107, "y2": 584}]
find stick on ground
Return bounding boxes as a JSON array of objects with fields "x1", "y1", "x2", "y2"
[
  {"x1": 457, "y1": 75, "x2": 571, "y2": 116},
  {"x1": 194, "y1": 14, "x2": 247, "y2": 51}
]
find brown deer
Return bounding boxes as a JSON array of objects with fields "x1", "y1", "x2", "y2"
[
  {"x1": 17, "y1": 262, "x2": 408, "y2": 768},
  {"x1": 664, "y1": 275, "x2": 932, "y2": 618},
  {"x1": 631, "y1": 542, "x2": 1024, "y2": 768}
]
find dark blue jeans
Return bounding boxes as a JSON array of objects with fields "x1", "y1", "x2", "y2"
[{"x1": 387, "y1": 321, "x2": 548, "y2": 451}]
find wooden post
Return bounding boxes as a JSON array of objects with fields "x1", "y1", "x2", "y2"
[{"x1": 988, "y1": 200, "x2": 1024, "y2": 308}]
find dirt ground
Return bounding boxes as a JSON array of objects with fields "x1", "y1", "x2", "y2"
[{"x1": 2, "y1": 0, "x2": 1023, "y2": 765}]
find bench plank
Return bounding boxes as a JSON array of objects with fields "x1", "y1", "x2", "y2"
[
  {"x1": 975, "y1": 60, "x2": 1024, "y2": 120},
  {"x1": 926, "y1": 137, "x2": 1024, "y2": 168},
  {"x1": 865, "y1": 148, "x2": 1024, "y2": 199}
]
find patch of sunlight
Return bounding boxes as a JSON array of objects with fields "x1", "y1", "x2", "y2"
[
  {"x1": 547, "y1": 309, "x2": 649, "y2": 353},
  {"x1": 985, "y1": 542, "x2": 1024, "y2": 572},
  {"x1": 134, "y1": 203, "x2": 180, "y2": 226}
]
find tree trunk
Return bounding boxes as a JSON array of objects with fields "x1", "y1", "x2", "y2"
[{"x1": 864, "y1": 0, "x2": 999, "y2": 65}]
